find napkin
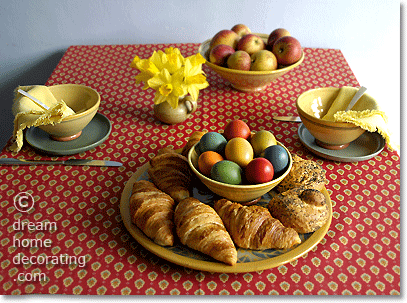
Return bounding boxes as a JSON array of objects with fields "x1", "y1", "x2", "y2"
[
  {"x1": 10, "y1": 85, "x2": 76, "y2": 152},
  {"x1": 321, "y1": 87, "x2": 398, "y2": 151}
]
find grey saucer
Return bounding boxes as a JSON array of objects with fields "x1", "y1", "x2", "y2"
[
  {"x1": 298, "y1": 123, "x2": 385, "y2": 162},
  {"x1": 25, "y1": 113, "x2": 111, "y2": 156}
]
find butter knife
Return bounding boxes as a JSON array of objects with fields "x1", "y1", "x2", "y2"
[
  {"x1": 0, "y1": 158, "x2": 123, "y2": 167},
  {"x1": 273, "y1": 116, "x2": 302, "y2": 122}
]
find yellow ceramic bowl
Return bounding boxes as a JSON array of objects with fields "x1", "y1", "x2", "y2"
[
  {"x1": 188, "y1": 141, "x2": 292, "y2": 203},
  {"x1": 296, "y1": 87, "x2": 366, "y2": 150},
  {"x1": 198, "y1": 33, "x2": 304, "y2": 92},
  {"x1": 39, "y1": 84, "x2": 100, "y2": 141}
]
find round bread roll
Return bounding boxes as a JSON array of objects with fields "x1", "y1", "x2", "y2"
[
  {"x1": 276, "y1": 154, "x2": 327, "y2": 193},
  {"x1": 268, "y1": 187, "x2": 329, "y2": 233}
]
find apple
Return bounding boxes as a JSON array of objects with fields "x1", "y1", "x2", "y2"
[
  {"x1": 210, "y1": 29, "x2": 240, "y2": 51},
  {"x1": 250, "y1": 50, "x2": 278, "y2": 71},
  {"x1": 236, "y1": 34, "x2": 266, "y2": 56},
  {"x1": 272, "y1": 36, "x2": 302, "y2": 66},
  {"x1": 266, "y1": 28, "x2": 291, "y2": 51},
  {"x1": 227, "y1": 50, "x2": 251, "y2": 70},
  {"x1": 231, "y1": 24, "x2": 251, "y2": 37},
  {"x1": 209, "y1": 44, "x2": 235, "y2": 66}
]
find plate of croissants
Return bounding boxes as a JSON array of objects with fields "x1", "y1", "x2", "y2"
[{"x1": 120, "y1": 133, "x2": 332, "y2": 273}]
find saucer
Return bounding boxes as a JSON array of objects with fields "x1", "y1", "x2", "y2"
[
  {"x1": 298, "y1": 123, "x2": 385, "y2": 162},
  {"x1": 25, "y1": 113, "x2": 111, "y2": 156}
]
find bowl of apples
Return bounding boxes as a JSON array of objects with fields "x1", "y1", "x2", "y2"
[{"x1": 198, "y1": 25, "x2": 304, "y2": 92}]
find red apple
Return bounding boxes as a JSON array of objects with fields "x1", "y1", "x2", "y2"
[
  {"x1": 227, "y1": 50, "x2": 251, "y2": 70},
  {"x1": 266, "y1": 28, "x2": 291, "y2": 51},
  {"x1": 231, "y1": 24, "x2": 251, "y2": 38},
  {"x1": 210, "y1": 30, "x2": 240, "y2": 51},
  {"x1": 236, "y1": 34, "x2": 266, "y2": 56},
  {"x1": 250, "y1": 50, "x2": 278, "y2": 71},
  {"x1": 272, "y1": 36, "x2": 302, "y2": 66},
  {"x1": 209, "y1": 44, "x2": 235, "y2": 66}
]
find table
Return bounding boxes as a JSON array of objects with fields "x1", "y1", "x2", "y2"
[{"x1": 0, "y1": 43, "x2": 400, "y2": 295}]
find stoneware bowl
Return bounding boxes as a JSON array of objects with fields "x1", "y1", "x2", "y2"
[
  {"x1": 296, "y1": 86, "x2": 367, "y2": 150},
  {"x1": 188, "y1": 142, "x2": 292, "y2": 203},
  {"x1": 39, "y1": 84, "x2": 100, "y2": 141},
  {"x1": 198, "y1": 33, "x2": 304, "y2": 92}
]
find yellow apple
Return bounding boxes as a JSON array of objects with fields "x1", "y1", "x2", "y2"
[
  {"x1": 250, "y1": 50, "x2": 278, "y2": 71},
  {"x1": 231, "y1": 24, "x2": 251, "y2": 38},
  {"x1": 227, "y1": 50, "x2": 251, "y2": 70}
]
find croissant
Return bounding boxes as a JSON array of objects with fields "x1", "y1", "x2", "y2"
[
  {"x1": 181, "y1": 131, "x2": 206, "y2": 157},
  {"x1": 214, "y1": 199, "x2": 301, "y2": 250},
  {"x1": 129, "y1": 180, "x2": 175, "y2": 246},
  {"x1": 268, "y1": 187, "x2": 329, "y2": 233},
  {"x1": 148, "y1": 148, "x2": 192, "y2": 202},
  {"x1": 174, "y1": 197, "x2": 237, "y2": 266}
]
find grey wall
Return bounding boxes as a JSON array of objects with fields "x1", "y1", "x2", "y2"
[{"x1": 0, "y1": 0, "x2": 401, "y2": 151}]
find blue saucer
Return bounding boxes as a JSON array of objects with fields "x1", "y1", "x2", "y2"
[
  {"x1": 25, "y1": 113, "x2": 111, "y2": 156},
  {"x1": 298, "y1": 123, "x2": 385, "y2": 162}
]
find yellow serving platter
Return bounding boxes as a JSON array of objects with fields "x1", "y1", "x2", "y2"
[{"x1": 120, "y1": 156, "x2": 333, "y2": 273}]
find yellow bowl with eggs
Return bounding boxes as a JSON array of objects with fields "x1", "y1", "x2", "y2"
[{"x1": 187, "y1": 141, "x2": 292, "y2": 203}]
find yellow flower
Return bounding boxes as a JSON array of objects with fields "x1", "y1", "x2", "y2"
[
  {"x1": 149, "y1": 50, "x2": 167, "y2": 71},
  {"x1": 183, "y1": 58, "x2": 209, "y2": 101},
  {"x1": 164, "y1": 49, "x2": 184, "y2": 74},
  {"x1": 186, "y1": 53, "x2": 206, "y2": 66},
  {"x1": 147, "y1": 68, "x2": 186, "y2": 108},
  {"x1": 130, "y1": 55, "x2": 160, "y2": 89},
  {"x1": 129, "y1": 55, "x2": 141, "y2": 68},
  {"x1": 130, "y1": 48, "x2": 209, "y2": 108}
]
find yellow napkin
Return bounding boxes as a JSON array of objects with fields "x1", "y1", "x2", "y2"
[
  {"x1": 321, "y1": 87, "x2": 397, "y2": 151},
  {"x1": 10, "y1": 85, "x2": 76, "y2": 152}
]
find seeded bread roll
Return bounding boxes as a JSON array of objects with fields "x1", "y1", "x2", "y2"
[
  {"x1": 276, "y1": 154, "x2": 327, "y2": 193},
  {"x1": 268, "y1": 187, "x2": 329, "y2": 233}
]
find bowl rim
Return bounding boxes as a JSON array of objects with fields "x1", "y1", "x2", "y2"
[
  {"x1": 187, "y1": 141, "x2": 293, "y2": 189},
  {"x1": 48, "y1": 84, "x2": 101, "y2": 121},
  {"x1": 296, "y1": 86, "x2": 365, "y2": 129},
  {"x1": 198, "y1": 33, "x2": 305, "y2": 76}
]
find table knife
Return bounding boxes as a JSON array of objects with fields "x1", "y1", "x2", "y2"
[
  {"x1": 0, "y1": 158, "x2": 123, "y2": 167},
  {"x1": 273, "y1": 116, "x2": 302, "y2": 122}
]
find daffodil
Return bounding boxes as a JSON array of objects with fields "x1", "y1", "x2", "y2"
[
  {"x1": 186, "y1": 53, "x2": 206, "y2": 67},
  {"x1": 164, "y1": 48, "x2": 184, "y2": 74},
  {"x1": 149, "y1": 50, "x2": 168, "y2": 71},
  {"x1": 147, "y1": 69, "x2": 186, "y2": 108},
  {"x1": 183, "y1": 58, "x2": 209, "y2": 101},
  {"x1": 130, "y1": 47, "x2": 208, "y2": 108},
  {"x1": 130, "y1": 56, "x2": 160, "y2": 89}
]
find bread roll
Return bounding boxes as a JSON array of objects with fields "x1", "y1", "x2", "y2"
[
  {"x1": 277, "y1": 154, "x2": 327, "y2": 193},
  {"x1": 268, "y1": 187, "x2": 329, "y2": 233}
]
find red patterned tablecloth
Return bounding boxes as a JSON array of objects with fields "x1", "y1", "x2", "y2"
[{"x1": 0, "y1": 43, "x2": 400, "y2": 295}]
